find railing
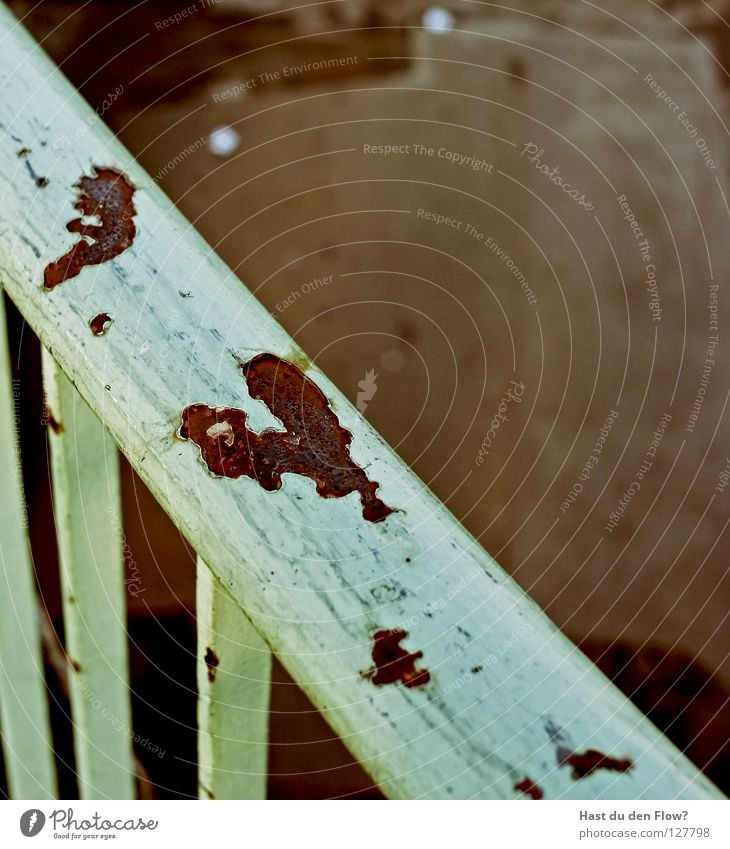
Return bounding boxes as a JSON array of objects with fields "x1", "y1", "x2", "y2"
[{"x1": 0, "y1": 2, "x2": 723, "y2": 801}]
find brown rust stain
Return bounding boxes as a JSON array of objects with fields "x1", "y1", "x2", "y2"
[
  {"x1": 44, "y1": 167, "x2": 136, "y2": 289},
  {"x1": 46, "y1": 410, "x2": 64, "y2": 434},
  {"x1": 179, "y1": 354, "x2": 394, "y2": 522},
  {"x1": 367, "y1": 629, "x2": 430, "y2": 688},
  {"x1": 514, "y1": 777, "x2": 544, "y2": 799},
  {"x1": 90, "y1": 312, "x2": 113, "y2": 336},
  {"x1": 204, "y1": 647, "x2": 220, "y2": 683},
  {"x1": 557, "y1": 746, "x2": 633, "y2": 780}
]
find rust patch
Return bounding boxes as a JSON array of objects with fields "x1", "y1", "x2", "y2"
[
  {"x1": 44, "y1": 167, "x2": 136, "y2": 289},
  {"x1": 46, "y1": 411, "x2": 64, "y2": 435},
  {"x1": 70, "y1": 659, "x2": 82, "y2": 674},
  {"x1": 514, "y1": 777, "x2": 543, "y2": 799},
  {"x1": 90, "y1": 312, "x2": 113, "y2": 336},
  {"x1": 367, "y1": 629, "x2": 430, "y2": 688},
  {"x1": 180, "y1": 354, "x2": 394, "y2": 522},
  {"x1": 204, "y1": 647, "x2": 220, "y2": 683},
  {"x1": 17, "y1": 147, "x2": 30, "y2": 157},
  {"x1": 557, "y1": 746, "x2": 633, "y2": 780}
]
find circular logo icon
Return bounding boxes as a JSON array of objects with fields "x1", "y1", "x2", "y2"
[{"x1": 19, "y1": 810, "x2": 45, "y2": 837}]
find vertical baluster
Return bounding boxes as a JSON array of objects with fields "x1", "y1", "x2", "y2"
[
  {"x1": 197, "y1": 558, "x2": 271, "y2": 799},
  {"x1": 0, "y1": 295, "x2": 57, "y2": 799},
  {"x1": 42, "y1": 350, "x2": 134, "y2": 799}
]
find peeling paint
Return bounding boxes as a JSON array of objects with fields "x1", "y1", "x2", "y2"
[
  {"x1": 89, "y1": 312, "x2": 113, "y2": 336},
  {"x1": 557, "y1": 746, "x2": 633, "y2": 780},
  {"x1": 44, "y1": 167, "x2": 136, "y2": 289},
  {"x1": 545, "y1": 720, "x2": 633, "y2": 780},
  {"x1": 515, "y1": 777, "x2": 543, "y2": 799},
  {"x1": 204, "y1": 647, "x2": 219, "y2": 683},
  {"x1": 179, "y1": 354, "x2": 394, "y2": 522},
  {"x1": 46, "y1": 411, "x2": 63, "y2": 434},
  {"x1": 366, "y1": 629, "x2": 430, "y2": 688}
]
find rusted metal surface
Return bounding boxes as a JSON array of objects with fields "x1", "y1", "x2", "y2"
[
  {"x1": 180, "y1": 354, "x2": 393, "y2": 523},
  {"x1": 44, "y1": 167, "x2": 136, "y2": 289},
  {"x1": 365, "y1": 629, "x2": 431, "y2": 688}
]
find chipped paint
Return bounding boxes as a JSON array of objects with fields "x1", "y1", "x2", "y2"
[
  {"x1": 204, "y1": 647, "x2": 220, "y2": 684},
  {"x1": 367, "y1": 629, "x2": 430, "y2": 688},
  {"x1": 557, "y1": 747, "x2": 633, "y2": 780},
  {"x1": 44, "y1": 167, "x2": 136, "y2": 289},
  {"x1": 545, "y1": 719, "x2": 633, "y2": 780},
  {"x1": 180, "y1": 354, "x2": 394, "y2": 522},
  {"x1": 514, "y1": 777, "x2": 544, "y2": 799},
  {"x1": 89, "y1": 312, "x2": 113, "y2": 336},
  {"x1": 46, "y1": 410, "x2": 64, "y2": 435}
]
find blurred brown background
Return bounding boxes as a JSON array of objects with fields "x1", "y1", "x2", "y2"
[{"x1": 4, "y1": 0, "x2": 729, "y2": 797}]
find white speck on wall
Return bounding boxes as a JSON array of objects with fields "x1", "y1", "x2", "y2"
[
  {"x1": 422, "y1": 6, "x2": 455, "y2": 33},
  {"x1": 208, "y1": 125, "x2": 241, "y2": 157}
]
